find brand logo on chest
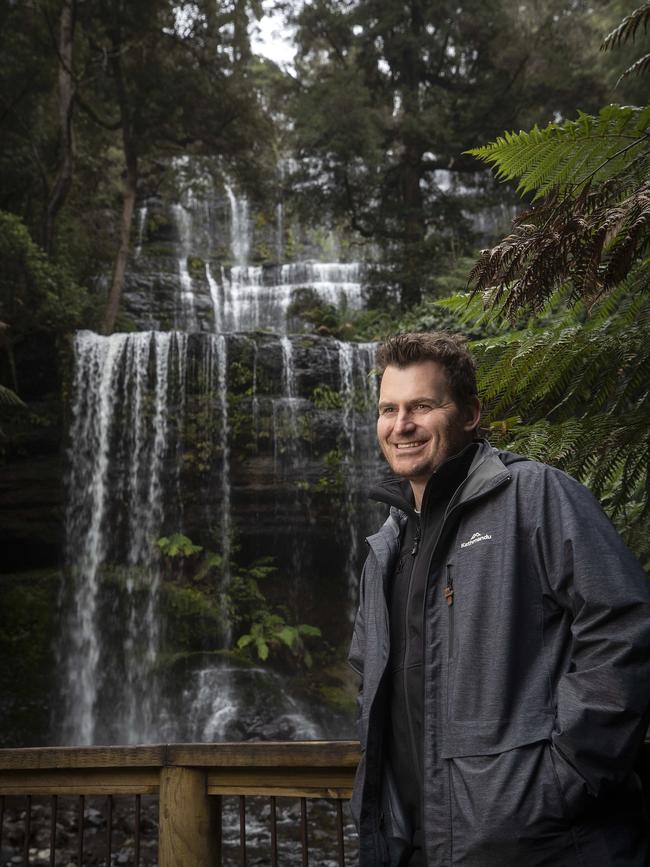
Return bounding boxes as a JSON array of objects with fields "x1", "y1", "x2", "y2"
[{"x1": 460, "y1": 531, "x2": 492, "y2": 548}]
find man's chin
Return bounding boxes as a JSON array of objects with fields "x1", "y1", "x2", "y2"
[{"x1": 387, "y1": 460, "x2": 431, "y2": 482}]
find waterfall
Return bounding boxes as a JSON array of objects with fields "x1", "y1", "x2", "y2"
[
  {"x1": 134, "y1": 206, "x2": 148, "y2": 259},
  {"x1": 58, "y1": 173, "x2": 384, "y2": 745},
  {"x1": 215, "y1": 262, "x2": 364, "y2": 333},
  {"x1": 172, "y1": 203, "x2": 199, "y2": 331},
  {"x1": 226, "y1": 183, "x2": 250, "y2": 268},
  {"x1": 61, "y1": 332, "x2": 182, "y2": 744},
  {"x1": 206, "y1": 264, "x2": 223, "y2": 333},
  {"x1": 337, "y1": 340, "x2": 359, "y2": 614},
  {"x1": 60, "y1": 331, "x2": 237, "y2": 744},
  {"x1": 215, "y1": 334, "x2": 231, "y2": 585}
]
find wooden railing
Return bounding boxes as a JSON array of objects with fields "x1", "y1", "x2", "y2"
[
  {"x1": 0, "y1": 740, "x2": 361, "y2": 866},
  {"x1": 3, "y1": 740, "x2": 649, "y2": 866}
]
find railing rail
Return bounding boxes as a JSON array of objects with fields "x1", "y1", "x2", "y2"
[
  {"x1": 0, "y1": 740, "x2": 361, "y2": 866},
  {"x1": 3, "y1": 740, "x2": 648, "y2": 866}
]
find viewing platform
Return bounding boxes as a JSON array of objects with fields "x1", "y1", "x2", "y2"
[
  {"x1": 2, "y1": 740, "x2": 649, "y2": 865},
  {"x1": 0, "y1": 740, "x2": 360, "y2": 866}
]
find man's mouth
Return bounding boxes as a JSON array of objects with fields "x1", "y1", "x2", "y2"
[{"x1": 394, "y1": 441, "x2": 426, "y2": 450}]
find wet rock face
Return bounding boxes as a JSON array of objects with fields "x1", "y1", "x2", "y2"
[
  {"x1": 56, "y1": 328, "x2": 383, "y2": 745},
  {"x1": 0, "y1": 334, "x2": 64, "y2": 572}
]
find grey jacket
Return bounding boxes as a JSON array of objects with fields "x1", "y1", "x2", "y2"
[{"x1": 349, "y1": 443, "x2": 650, "y2": 866}]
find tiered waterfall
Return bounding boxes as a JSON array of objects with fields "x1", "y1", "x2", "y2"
[{"x1": 57, "y1": 177, "x2": 383, "y2": 745}]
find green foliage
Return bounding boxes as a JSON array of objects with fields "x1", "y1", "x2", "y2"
[
  {"x1": 466, "y1": 105, "x2": 650, "y2": 200},
  {"x1": 237, "y1": 614, "x2": 322, "y2": 668},
  {"x1": 312, "y1": 385, "x2": 343, "y2": 410},
  {"x1": 467, "y1": 105, "x2": 650, "y2": 316},
  {"x1": 0, "y1": 211, "x2": 91, "y2": 338},
  {"x1": 225, "y1": 554, "x2": 322, "y2": 669},
  {"x1": 155, "y1": 531, "x2": 323, "y2": 670},
  {"x1": 0, "y1": 385, "x2": 25, "y2": 408},
  {"x1": 463, "y1": 5, "x2": 650, "y2": 566},
  {"x1": 298, "y1": 449, "x2": 346, "y2": 495},
  {"x1": 187, "y1": 256, "x2": 206, "y2": 279},
  {"x1": 161, "y1": 582, "x2": 225, "y2": 651},
  {"x1": 601, "y1": 3, "x2": 650, "y2": 82},
  {"x1": 290, "y1": 0, "x2": 621, "y2": 306},
  {"x1": 287, "y1": 287, "x2": 344, "y2": 334},
  {"x1": 156, "y1": 533, "x2": 203, "y2": 558}
]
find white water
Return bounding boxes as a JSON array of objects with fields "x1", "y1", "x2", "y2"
[
  {"x1": 62, "y1": 332, "x2": 181, "y2": 743},
  {"x1": 215, "y1": 262, "x2": 364, "y2": 333},
  {"x1": 59, "y1": 179, "x2": 381, "y2": 745},
  {"x1": 172, "y1": 203, "x2": 200, "y2": 331},
  {"x1": 134, "y1": 205, "x2": 148, "y2": 258},
  {"x1": 61, "y1": 330, "x2": 237, "y2": 744}
]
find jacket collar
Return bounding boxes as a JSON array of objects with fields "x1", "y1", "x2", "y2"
[{"x1": 369, "y1": 439, "x2": 510, "y2": 518}]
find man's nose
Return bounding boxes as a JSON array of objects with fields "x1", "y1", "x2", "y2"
[{"x1": 394, "y1": 409, "x2": 415, "y2": 433}]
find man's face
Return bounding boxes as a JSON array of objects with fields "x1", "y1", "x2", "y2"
[{"x1": 377, "y1": 361, "x2": 479, "y2": 489}]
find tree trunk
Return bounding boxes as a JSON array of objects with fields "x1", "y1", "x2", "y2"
[
  {"x1": 102, "y1": 34, "x2": 138, "y2": 335},
  {"x1": 398, "y1": 0, "x2": 426, "y2": 309},
  {"x1": 102, "y1": 148, "x2": 137, "y2": 335},
  {"x1": 43, "y1": 0, "x2": 76, "y2": 255}
]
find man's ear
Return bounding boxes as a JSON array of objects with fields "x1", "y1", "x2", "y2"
[{"x1": 463, "y1": 396, "x2": 482, "y2": 434}]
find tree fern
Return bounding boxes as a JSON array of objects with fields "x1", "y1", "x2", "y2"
[
  {"x1": 602, "y1": 3, "x2": 650, "y2": 51},
  {"x1": 0, "y1": 384, "x2": 23, "y2": 406},
  {"x1": 466, "y1": 105, "x2": 650, "y2": 200},
  {"x1": 601, "y1": 2, "x2": 650, "y2": 82},
  {"x1": 431, "y1": 279, "x2": 650, "y2": 560}
]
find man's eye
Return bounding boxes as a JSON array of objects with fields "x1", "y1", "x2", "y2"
[
  {"x1": 414, "y1": 403, "x2": 431, "y2": 411},
  {"x1": 379, "y1": 406, "x2": 396, "y2": 415}
]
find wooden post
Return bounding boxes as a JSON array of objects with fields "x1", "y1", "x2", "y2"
[{"x1": 159, "y1": 767, "x2": 219, "y2": 867}]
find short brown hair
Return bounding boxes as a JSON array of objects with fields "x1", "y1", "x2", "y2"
[{"x1": 376, "y1": 332, "x2": 478, "y2": 408}]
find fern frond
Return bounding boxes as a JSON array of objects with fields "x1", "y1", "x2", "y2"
[
  {"x1": 0, "y1": 384, "x2": 24, "y2": 407},
  {"x1": 602, "y1": 183, "x2": 650, "y2": 288},
  {"x1": 468, "y1": 180, "x2": 650, "y2": 315},
  {"x1": 471, "y1": 288, "x2": 650, "y2": 428},
  {"x1": 601, "y1": 3, "x2": 650, "y2": 51},
  {"x1": 466, "y1": 106, "x2": 649, "y2": 199},
  {"x1": 617, "y1": 52, "x2": 650, "y2": 82}
]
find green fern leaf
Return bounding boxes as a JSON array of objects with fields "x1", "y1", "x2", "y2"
[
  {"x1": 466, "y1": 106, "x2": 648, "y2": 198},
  {"x1": 601, "y1": 4, "x2": 650, "y2": 51}
]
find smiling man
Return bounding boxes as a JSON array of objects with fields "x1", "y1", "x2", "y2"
[{"x1": 349, "y1": 332, "x2": 650, "y2": 867}]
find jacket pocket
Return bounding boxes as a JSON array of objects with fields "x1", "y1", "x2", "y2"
[
  {"x1": 548, "y1": 742, "x2": 592, "y2": 822},
  {"x1": 447, "y1": 740, "x2": 581, "y2": 866}
]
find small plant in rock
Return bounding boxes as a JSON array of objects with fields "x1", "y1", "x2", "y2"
[{"x1": 237, "y1": 614, "x2": 322, "y2": 668}]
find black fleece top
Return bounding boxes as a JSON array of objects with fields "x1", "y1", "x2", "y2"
[{"x1": 370, "y1": 442, "x2": 478, "y2": 863}]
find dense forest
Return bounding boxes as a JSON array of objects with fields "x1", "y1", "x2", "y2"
[{"x1": 1, "y1": 0, "x2": 648, "y2": 746}]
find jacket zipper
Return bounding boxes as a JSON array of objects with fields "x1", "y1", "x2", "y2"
[
  {"x1": 403, "y1": 515, "x2": 422, "y2": 790},
  {"x1": 411, "y1": 520, "x2": 421, "y2": 555},
  {"x1": 444, "y1": 564, "x2": 454, "y2": 659}
]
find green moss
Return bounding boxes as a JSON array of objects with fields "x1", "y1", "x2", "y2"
[
  {"x1": 142, "y1": 243, "x2": 177, "y2": 257},
  {"x1": 187, "y1": 256, "x2": 206, "y2": 278},
  {"x1": 318, "y1": 684, "x2": 356, "y2": 714},
  {"x1": 160, "y1": 581, "x2": 225, "y2": 653}
]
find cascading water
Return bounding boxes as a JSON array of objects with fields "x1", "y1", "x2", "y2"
[
  {"x1": 61, "y1": 331, "x2": 186, "y2": 744},
  {"x1": 58, "y1": 171, "x2": 383, "y2": 745},
  {"x1": 134, "y1": 205, "x2": 148, "y2": 259},
  {"x1": 171, "y1": 202, "x2": 200, "y2": 331}
]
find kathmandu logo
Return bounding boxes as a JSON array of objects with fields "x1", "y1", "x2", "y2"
[{"x1": 461, "y1": 531, "x2": 493, "y2": 548}]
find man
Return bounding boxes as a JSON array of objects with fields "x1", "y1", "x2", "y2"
[{"x1": 349, "y1": 332, "x2": 650, "y2": 866}]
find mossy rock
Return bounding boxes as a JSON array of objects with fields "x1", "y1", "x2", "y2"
[{"x1": 187, "y1": 256, "x2": 206, "y2": 279}]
